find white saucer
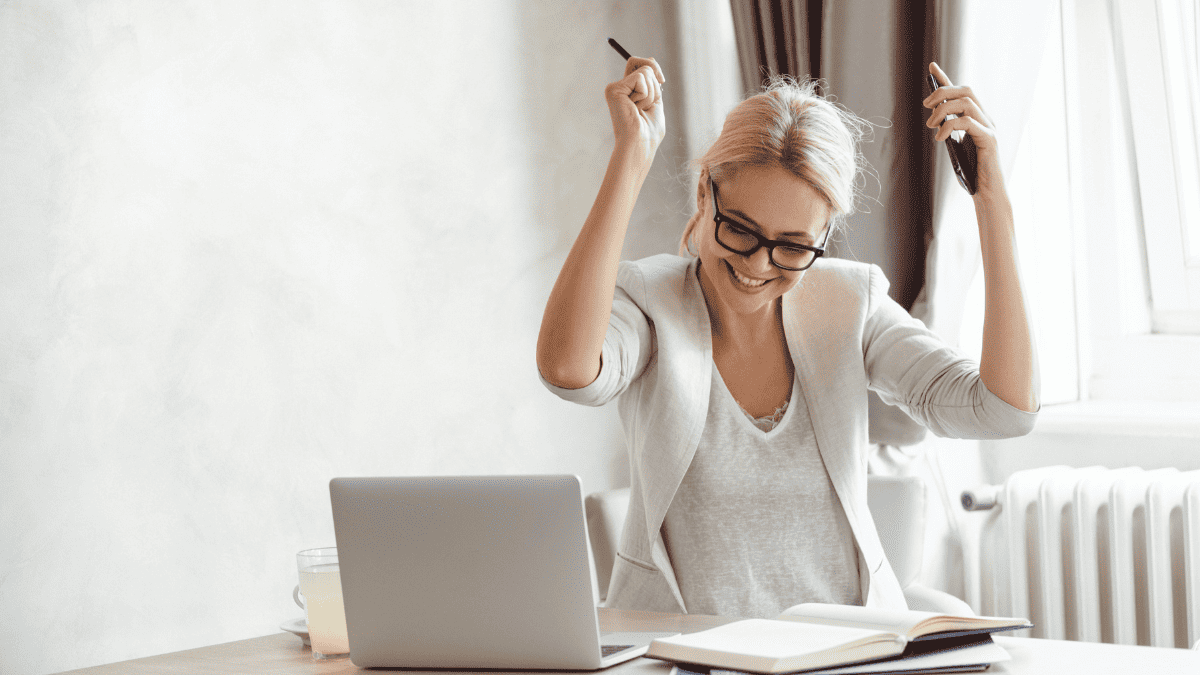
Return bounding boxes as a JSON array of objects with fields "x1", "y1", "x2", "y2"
[{"x1": 280, "y1": 617, "x2": 310, "y2": 646}]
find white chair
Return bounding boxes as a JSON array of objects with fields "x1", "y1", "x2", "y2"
[
  {"x1": 864, "y1": 475, "x2": 973, "y2": 614},
  {"x1": 584, "y1": 488, "x2": 632, "y2": 605},
  {"x1": 584, "y1": 475, "x2": 972, "y2": 614}
]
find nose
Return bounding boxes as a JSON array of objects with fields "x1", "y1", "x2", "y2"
[{"x1": 744, "y1": 247, "x2": 774, "y2": 274}]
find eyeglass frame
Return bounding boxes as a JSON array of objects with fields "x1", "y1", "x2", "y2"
[{"x1": 708, "y1": 177, "x2": 830, "y2": 272}]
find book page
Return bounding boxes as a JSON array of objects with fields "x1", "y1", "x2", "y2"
[
  {"x1": 801, "y1": 636, "x2": 1011, "y2": 674},
  {"x1": 651, "y1": 619, "x2": 899, "y2": 659},
  {"x1": 683, "y1": 636, "x2": 1011, "y2": 675},
  {"x1": 777, "y1": 603, "x2": 1031, "y2": 639},
  {"x1": 777, "y1": 604, "x2": 933, "y2": 635}
]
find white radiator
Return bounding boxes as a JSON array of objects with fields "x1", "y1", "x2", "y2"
[{"x1": 962, "y1": 466, "x2": 1200, "y2": 649}]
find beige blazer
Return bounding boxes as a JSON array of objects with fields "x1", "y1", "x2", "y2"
[{"x1": 541, "y1": 254, "x2": 1037, "y2": 614}]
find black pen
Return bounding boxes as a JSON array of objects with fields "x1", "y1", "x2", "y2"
[
  {"x1": 609, "y1": 37, "x2": 661, "y2": 90},
  {"x1": 607, "y1": 37, "x2": 632, "y2": 61}
]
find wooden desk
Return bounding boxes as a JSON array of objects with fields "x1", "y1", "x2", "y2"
[{"x1": 56, "y1": 607, "x2": 1200, "y2": 674}]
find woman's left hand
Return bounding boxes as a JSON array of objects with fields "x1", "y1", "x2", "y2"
[
  {"x1": 924, "y1": 64, "x2": 1036, "y2": 412},
  {"x1": 923, "y1": 61, "x2": 1005, "y2": 202}
]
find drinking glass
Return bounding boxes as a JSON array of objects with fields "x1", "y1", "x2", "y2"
[{"x1": 294, "y1": 547, "x2": 349, "y2": 659}]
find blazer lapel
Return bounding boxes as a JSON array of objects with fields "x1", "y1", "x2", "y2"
[
  {"x1": 782, "y1": 271, "x2": 882, "y2": 600},
  {"x1": 782, "y1": 273, "x2": 862, "y2": 512},
  {"x1": 642, "y1": 258, "x2": 713, "y2": 609}
]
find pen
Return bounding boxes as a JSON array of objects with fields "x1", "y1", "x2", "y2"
[
  {"x1": 608, "y1": 37, "x2": 661, "y2": 90},
  {"x1": 607, "y1": 37, "x2": 632, "y2": 61}
]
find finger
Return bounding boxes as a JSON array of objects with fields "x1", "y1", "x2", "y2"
[
  {"x1": 923, "y1": 65, "x2": 994, "y2": 122},
  {"x1": 923, "y1": 62, "x2": 954, "y2": 109},
  {"x1": 926, "y1": 97, "x2": 989, "y2": 130},
  {"x1": 636, "y1": 68, "x2": 660, "y2": 111},
  {"x1": 930, "y1": 61, "x2": 952, "y2": 87},
  {"x1": 627, "y1": 70, "x2": 649, "y2": 104},
  {"x1": 639, "y1": 71, "x2": 655, "y2": 109},
  {"x1": 929, "y1": 87, "x2": 994, "y2": 128},
  {"x1": 626, "y1": 56, "x2": 666, "y2": 84},
  {"x1": 924, "y1": 86, "x2": 969, "y2": 109},
  {"x1": 643, "y1": 74, "x2": 661, "y2": 112},
  {"x1": 956, "y1": 86, "x2": 992, "y2": 126},
  {"x1": 647, "y1": 69, "x2": 662, "y2": 108},
  {"x1": 636, "y1": 73, "x2": 652, "y2": 110},
  {"x1": 924, "y1": 82, "x2": 970, "y2": 108},
  {"x1": 933, "y1": 114, "x2": 993, "y2": 146},
  {"x1": 934, "y1": 114, "x2": 966, "y2": 142}
]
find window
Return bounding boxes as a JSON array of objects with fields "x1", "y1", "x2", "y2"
[
  {"x1": 958, "y1": 0, "x2": 1079, "y2": 405},
  {"x1": 959, "y1": 0, "x2": 1200, "y2": 404},
  {"x1": 1113, "y1": 0, "x2": 1200, "y2": 333}
]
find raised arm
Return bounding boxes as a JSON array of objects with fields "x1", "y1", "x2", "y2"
[
  {"x1": 536, "y1": 55, "x2": 666, "y2": 389},
  {"x1": 924, "y1": 61, "x2": 1038, "y2": 413}
]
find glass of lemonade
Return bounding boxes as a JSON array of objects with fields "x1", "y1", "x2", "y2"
[{"x1": 296, "y1": 547, "x2": 349, "y2": 659}]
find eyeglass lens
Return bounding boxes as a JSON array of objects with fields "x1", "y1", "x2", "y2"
[{"x1": 716, "y1": 221, "x2": 817, "y2": 270}]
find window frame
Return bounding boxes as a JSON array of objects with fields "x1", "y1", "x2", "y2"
[
  {"x1": 1056, "y1": 0, "x2": 1200, "y2": 402},
  {"x1": 1110, "y1": 0, "x2": 1200, "y2": 332}
]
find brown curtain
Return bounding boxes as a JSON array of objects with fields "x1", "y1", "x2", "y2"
[
  {"x1": 728, "y1": 0, "x2": 825, "y2": 92},
  {"x1": 728, "y1": 0, "x2": 939, "y2": 449},
  {"x1": 727, "y1": 0, "x2": 934, "y2": 312}
]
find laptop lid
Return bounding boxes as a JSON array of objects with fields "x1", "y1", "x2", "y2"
[{"x1": 330, "y1": 475, "x2": 615, "y2": 669}]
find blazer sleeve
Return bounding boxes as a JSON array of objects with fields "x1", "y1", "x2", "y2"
[
  {"x1": 862, "y1": 265, "x2": 1038, "y2": 439},
  {"x1": 538, "y1": 261, "x2": 655, "y2": 407}
]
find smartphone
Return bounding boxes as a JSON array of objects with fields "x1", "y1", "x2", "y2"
[{"x1": 927, "y1": 74, "x2": 978, "y2": 195}]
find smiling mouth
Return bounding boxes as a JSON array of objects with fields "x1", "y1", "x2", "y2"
[{"x1": 726, "y1": 260, "x2": 772, "y2": 289}]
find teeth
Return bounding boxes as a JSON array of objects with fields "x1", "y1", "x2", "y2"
[{"x1": 731, "y1": 266, "x2": 768, "y2": 287}]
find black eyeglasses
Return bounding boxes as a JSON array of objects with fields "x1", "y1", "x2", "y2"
[{"x1": 709, "y1": 178, "x2": 829, "y2": 272}]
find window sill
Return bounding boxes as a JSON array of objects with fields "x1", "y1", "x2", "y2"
[
  {"x1": 979, "y1": 399, "x2": 1200, "y2": 480},
  {"x1": 1087, "y1": 333, "x2": 1200, "y2": 402},
  {"x1": 1036, "y1": 399, "x2": 1200, "y2": 438}
]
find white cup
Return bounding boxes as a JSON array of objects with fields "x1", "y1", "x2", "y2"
[{"x1": 294, "y1": 547, "x2": 349, "y2": 659}]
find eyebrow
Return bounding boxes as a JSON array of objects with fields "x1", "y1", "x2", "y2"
[{"x1": 725, "y1": 207, "x2": 817, "y2": 243}]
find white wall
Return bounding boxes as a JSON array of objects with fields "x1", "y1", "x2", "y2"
[{"x1": 0, "y1": 2, "x2": 688, "y2": 673}]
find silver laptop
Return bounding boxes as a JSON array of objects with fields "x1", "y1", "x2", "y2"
[{"x1": 329, "y1": 474, "x2": 676, "y2": 669}]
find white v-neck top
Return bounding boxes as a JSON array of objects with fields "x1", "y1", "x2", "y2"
[{"x1": 660, "y1": 360, "x2": 862, "y2": 618}]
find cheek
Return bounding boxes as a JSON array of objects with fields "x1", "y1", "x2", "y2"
[{"x1": 696, "y1": 227, "x2": 734, "y2": 263}]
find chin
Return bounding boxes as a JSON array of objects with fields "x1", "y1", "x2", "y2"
[
  {"x1": 716, "y1": 263, "x2": 779, "y2": 309},
  {"x1": 699, "y1": 254, "x2": 802, "y2": 314}
]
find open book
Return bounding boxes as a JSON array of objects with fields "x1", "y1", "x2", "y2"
[
  {"x1": 776, "y1": 603, "x2": 1032, "y2": 642},
  {"x1": 670, "y1": 633, "x2": 1012, "y2": 675},
  {"x1": 644, "y1": 604, "x2": 1031, "y2": 674}
]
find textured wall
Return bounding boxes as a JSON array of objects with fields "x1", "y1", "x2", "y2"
[{"x1": 0, "y1": 2, "x2": 687, "y2": 672}]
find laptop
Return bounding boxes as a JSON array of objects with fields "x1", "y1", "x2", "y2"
[{"x1": 329, "y1": 474, "x2": 677, "y2": 669}]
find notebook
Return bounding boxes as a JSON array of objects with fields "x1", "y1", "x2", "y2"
[{"x1": 328, "y1": 474, "x2": 677, "y2": 669}]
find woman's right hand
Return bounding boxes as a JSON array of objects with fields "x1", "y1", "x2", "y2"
[
  {"x1": 537, "y1": 57, "x2": 665, "y2": 390},
  {"x1": 604, "y1": 56, "x2": 666, "y2": 170}
]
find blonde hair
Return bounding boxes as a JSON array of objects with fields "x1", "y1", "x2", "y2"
[{"x1": 679, "y1": 76, "x2": 871, "y2": 256}]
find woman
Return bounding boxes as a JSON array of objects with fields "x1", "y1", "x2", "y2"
[{"x1": 536, "y1": 55, "x2": 1038, "y2": 617}]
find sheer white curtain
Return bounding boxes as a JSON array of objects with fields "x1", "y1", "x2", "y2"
[
  {"x1": 675, "y1": 0, "x2": 743, "y2": 175},
  {"x1": 909, "y1": 0, "x2": 1055, "y2": 346},
  {"x1": 908, "y1": 0, "x2": 1060, "y2": 610}
]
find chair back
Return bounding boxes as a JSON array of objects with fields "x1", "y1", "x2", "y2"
[
  {"x1": 863, "y1": 475, "x2": 925, "y2": 588},
  {"x1": 584, "y1": 487, "x2": 630, "y2": 602},
  {"x1": 585, "y1": 475, "x2": 927, "y2": 599}
]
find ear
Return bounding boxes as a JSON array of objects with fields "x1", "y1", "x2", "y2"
[{"x1": 697, "y1": 167, "x2": 710, "y2": 203}]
